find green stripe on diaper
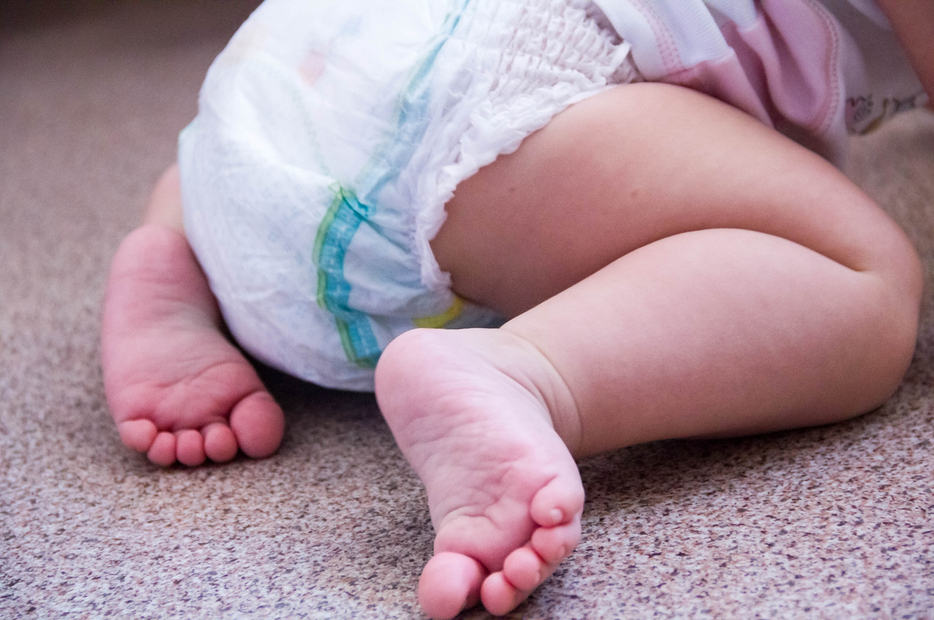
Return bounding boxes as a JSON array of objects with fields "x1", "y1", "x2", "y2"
[
  {"x1": 312, "y1": 1, "x2": 472, "y2": 370},
  {"x1": 314, "y1": 186, "x2": 381, "y2": 369}
]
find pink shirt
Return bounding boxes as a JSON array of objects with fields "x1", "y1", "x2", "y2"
[{"x1": 593, "y1": 0, "x2": 928, "y2": 163}]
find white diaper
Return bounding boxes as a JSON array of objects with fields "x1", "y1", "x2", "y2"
[{"x1": 179, "y1": 0, "x2": 637, "y2": 391}]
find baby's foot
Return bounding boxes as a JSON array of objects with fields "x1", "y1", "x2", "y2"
[
  {"x1": 102, "y1": 224, "x2": 285, "y2": 467},
  {"x1": 375, "y1": 329, "x2": 584, "y2": 619}
]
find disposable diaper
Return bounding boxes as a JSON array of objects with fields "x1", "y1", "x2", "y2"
[{"x1": 179, "y1": 0, "x2": 636, "y2": 390}]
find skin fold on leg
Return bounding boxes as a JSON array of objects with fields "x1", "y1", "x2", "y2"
[{"x1": 375, "y1": 83, "x2": 923, "y2": 618}]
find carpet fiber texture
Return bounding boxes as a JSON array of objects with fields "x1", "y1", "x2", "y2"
[{"x1": 2, "y1": 2, "x2": 934, "y2": 618}]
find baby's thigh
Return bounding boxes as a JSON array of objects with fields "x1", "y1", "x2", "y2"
[{"x1": 431, "y1": 82, "x2": 921, "y2": 318}]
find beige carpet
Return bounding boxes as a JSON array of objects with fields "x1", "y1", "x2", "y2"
[{"x1": 2, "y1": 2, "x2": 934, "y2": 618}]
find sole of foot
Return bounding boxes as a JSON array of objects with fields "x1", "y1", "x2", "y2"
[
  {"x1": 375, "y1": 328, "x2": 584, "y2": 618},
  {"x1": 102, "y1": 224, "x2": 285, "y2": 466}
]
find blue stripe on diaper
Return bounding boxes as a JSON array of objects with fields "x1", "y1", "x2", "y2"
[
  {"x1": 356, "y1": 1, "x2": 469, "y2": 202},
  {"x1": 313, "y1": 1, "x2": 471, "y2": 370},
  {"x1": 314, "y1": 187, "x2": 382, "y2": 369}
]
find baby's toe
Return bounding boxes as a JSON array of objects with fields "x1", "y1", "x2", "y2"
[
  {"x1": 530, "y1": 474, "x2": 585, "y2": 528},
  {"x1": 117, "y1": 419, "x2": 158, "y2": 453},
  {"x1": 229, "y1": 391, "x2": 285, "y2": 459},
  {"x1": 480, "y1": 571, "x2": 528, "y2": 617},
  {"x1": 418, "y1": 552, "x2": 485, "y2": 620},
  {"x1": 531, "y1": 515, "x2": 581, "y2": 564},
  {"x1": 203, "y1": 422, "x2": 238, "y2": 462},
  {"x1": 147, "y1": 431, "x2": 178, "y2": 467},
  {"x1": 481, "y1": 515, "x2": 581, "y2": 615},
  {"x1": 176, "y1": 429, "x2": 206, "y2": 466},
  {"x1": 501, "y1": 545, "x2": 556, "y2": 592}
]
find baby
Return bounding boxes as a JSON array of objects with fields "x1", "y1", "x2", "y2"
[{"x1": 101, "y1": 0, "x2": 934, "y2": 618}]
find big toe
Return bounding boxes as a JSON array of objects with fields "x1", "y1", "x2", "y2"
[{"x1": 229, "y1": 391, "x2": 285, "y2": 459}]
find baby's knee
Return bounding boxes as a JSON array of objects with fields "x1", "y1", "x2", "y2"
[
  {"x1": 861, "y1": 229, "x2": 923, "y2": 405},
  {"x1": 879, "y1": 226, "x2": 923, "y2": 347}
]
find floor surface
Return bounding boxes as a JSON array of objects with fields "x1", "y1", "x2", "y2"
[{"x1": 2, "y1": 2, "x2": 934, "y2": 618}]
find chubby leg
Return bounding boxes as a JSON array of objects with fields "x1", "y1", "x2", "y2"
[
  {"x1": 375, "y1": 83, "x2": 922, "y2": 618},
  {"x1": 102, "y1": 165, "x2": 284, "y2": 466}
]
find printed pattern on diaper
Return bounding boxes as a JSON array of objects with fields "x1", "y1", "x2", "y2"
[
  {"x1": 311, "y1": 1, "x2": 470, "y2": 369},
  {"x1": 313, "y1": 186, "x2": 383, "y2": 369}
]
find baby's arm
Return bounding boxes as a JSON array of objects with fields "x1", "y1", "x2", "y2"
[{"x1": 874, "y1": 0, "x2": 934, "y2": 104}]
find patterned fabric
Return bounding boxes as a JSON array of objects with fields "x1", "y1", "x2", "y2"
[{"x1": 592, "y1": 0, "x2": 927, "y2": 162}]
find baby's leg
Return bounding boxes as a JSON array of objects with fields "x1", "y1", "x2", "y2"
[
  {"x1": 102, "y1": 165, "x2": 284, "y2": 466},
  {"x1": 376, "y1": 83, "x2": 922, "y2": 618}
]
